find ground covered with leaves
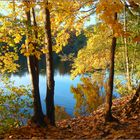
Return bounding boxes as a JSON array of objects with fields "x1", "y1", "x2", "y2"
[{"x1": 1, "y1": 95, "x2": 140, "y2": 139}]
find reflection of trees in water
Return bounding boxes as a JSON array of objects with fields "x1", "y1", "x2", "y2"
[
  {"x1": 71, "y1": 75, "x2": 106, "y2": 116},
  {"x1": 12, "y1": 54, "x2": 72, "y2": 77},
  {"x1": 71, "y1": 71, "x2": 122, "y2": 116}
]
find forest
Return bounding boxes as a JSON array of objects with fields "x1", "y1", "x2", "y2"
[{"x1": 0, "y1": 0, "x2": 140, "y2": 139}]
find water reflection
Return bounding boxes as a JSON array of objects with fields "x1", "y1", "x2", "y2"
[
  {"x1": 14, "y1": 55, "x2": 72, "y2": 77},
  {"x1": 10, "y1": 55, "x2": 119, "y2": 119},
  {"x1": 10, "y1": 55, "x2": 80, "y2": 117},
  {"x1": 71, "y1": 76, "x2": 106, "y2": 116}
]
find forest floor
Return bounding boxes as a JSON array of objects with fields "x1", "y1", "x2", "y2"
[{"x1": 1, "y1": 95, "x2": 140, "y2": 139}]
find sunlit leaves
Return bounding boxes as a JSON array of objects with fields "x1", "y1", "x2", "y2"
[
  {"x1": 41, "y1": 48, "x2": 48, "y2": 54},
  {"x1": 20, "y1": 42, "x2": 42, "y2": 59},
  {"x1": 53, "y1": 31, "x2": 70, "y2": 53},
  {"x1": 0, "y1": 51, "x2": 19, "y2": 73},
  {"x1": 13, "y1": 34, "x2": 22, "y2": 44},
  {"x1": 96, "y1": 0, "x2": 123, "y2": 36},
  {"x1": 71, "y1": 25, "x2": 111, "y2": 78}
]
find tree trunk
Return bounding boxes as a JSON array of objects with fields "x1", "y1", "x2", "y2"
[
  {"x1": 43, "y1": 1, "x2": 55, "y2": 126},
  {"x1": 25, "y1": 8, "x2": 45, "y2": 126},
  {"x1": 122, "y1": 84, "x2": 140, "y2": 117},
  {"x1": 123, "y1": 4, "x2": 131, "y2": 91},
  {"x1": 32, "y1": 8, "x2": 38, "y2": 40},
  {"x1": 105, "y1": 13, "x2": 117, "y2": 122},
  {"x1": 129, "y1": 84, "x2": 140, "y2": 104}
]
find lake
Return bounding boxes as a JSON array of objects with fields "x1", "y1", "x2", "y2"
[
  {"x1": 8, "y1": 57, "x2": 82, "y2": 119},
  {"x1": 8, "y1": 56, "x2": 120, "y2": 120},
  {"x1": 10, "y1": 70, "x2": 80, "y2": 117}
]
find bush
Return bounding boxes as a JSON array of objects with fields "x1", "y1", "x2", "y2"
[{"x1": 0, "y1": 76, "x2": 33, "y2": 135}]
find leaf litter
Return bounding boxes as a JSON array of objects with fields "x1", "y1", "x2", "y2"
[{"x1": 1, "y1": 95, "x2": 140, "y2": 139}]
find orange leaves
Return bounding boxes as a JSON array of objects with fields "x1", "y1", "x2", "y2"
[
  {"x1": 96, "y1": 0, "x2": 123, "y2": 37},
  {"x1": 112, "y1": 22, "x2": 124, "y2": 37},
  {"x1": 41, "y1": 48, "x2": 48, "y2": 54},
  {"x1": 133, "y1": 35, "x2": 140, "y2": 42},
  {"x1": 96, "y1": 0, "x2": 123, "y2": 14}
]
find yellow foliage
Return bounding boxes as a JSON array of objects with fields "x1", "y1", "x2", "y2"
[
  {"x1": 53, "y1": 31, "x2": 70, "y2": 53},
  {"x1": 0, "y1": 52, "x2": 19, "y2": 74},
  {"x1": 24, "y1": 52, "x2": 30, "y2": 57},
  {"x1": 42, "y1": 48, "x2": 48, "y2": 54},
  {"x1": 13, "y1": 34, "x2": 22, "y2": 44},
  {"x1": 71, "y1": 25, "x2": 111, "y2": 78}
]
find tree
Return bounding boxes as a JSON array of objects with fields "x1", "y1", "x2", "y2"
[
  {"x1": 105, "y1": 13, "x2": 117, "y2": 121},
  {"x1": 123, "y1": 3, "x2": 132, "y2": 91},
  {"x1": 129, "y1": 84, "x2": 140, "y2": 105},
  {"x1": 71, "y1": 0, "x2": 125, "y2": 121},
  {"x1": 96, "y1": 0, "x2": 124, "y2": 121},
  {"x1": 24, "y1": 1, "x2": 45, "y2": 125},
  {"x1": 43, "y1": 0, "x2": 55, "y2": 126},
  {"x1": 113, "y1": 1, "x2": 140, "y2": 95}
]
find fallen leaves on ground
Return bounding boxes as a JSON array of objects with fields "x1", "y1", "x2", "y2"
[{"x1": 1, "y1": 95, "x2": 140, "y2": 139}]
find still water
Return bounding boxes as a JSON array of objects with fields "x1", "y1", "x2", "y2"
[
  {"x1": 9, "y1": 57, "x2": 81, "y2": 117},
  {"x1": 10, "y1": 71, "x2": 80, "y2": 116},
  {"x1": 8, "y1": 57, "x2": 120, "y2": 119}
]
